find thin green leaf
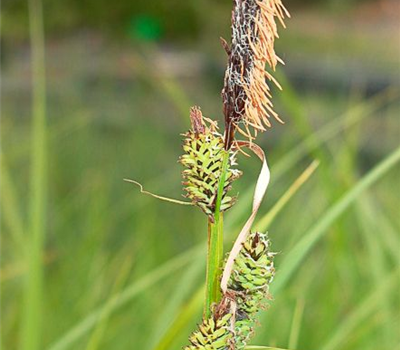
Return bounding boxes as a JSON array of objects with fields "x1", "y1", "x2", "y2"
[
  {"x1": 151, "y1": 288, "x2": 204, "y2": 350},
  {"x1": 355, "y1": 195, "x2": 396, "y2": 348},
  {"x1": 270, "y1": 146, "x2": 400, "y2": 295},
  {"x1": 377, "y1": 210, "x2": 400, "y2": 266},
  {"x1": 84, "y1": 257, "x2": 133, "y2": 350},
  {"x1": 288, "y1": 298, "x2": 305, "y2": 350},
  {"x1": 21, "y1": 0, "x2": 47, "y2": 349},
  {"x1": 255, "y1": 160, "x2": 319, "y2": 231},
  {"x1": 0, "y1": 156, "x2": 26, "y2": 251},
  {"x1": 275, "y1": 77, "x2": 399, "y2": 177},
  {"x1": 46, "y1": 248, "x2": 201, "y2": 350},
  {"x1": 147, "y1": 259, "x2": 205, "y2": 349}
]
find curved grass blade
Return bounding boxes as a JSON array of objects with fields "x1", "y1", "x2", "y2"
[
  {"x1": 269, "y1": 145, "x2": 400, "y2": 295},
  {"x1": 255, "y1": 160, "x2": 319, "y2": 232}
]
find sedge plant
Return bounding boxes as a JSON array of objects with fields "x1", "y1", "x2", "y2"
[
  {"x1": 128, "y1": 0, "x2": 289, "y2": 348},
  {"x1": 180, "y1": 0, "x2": 290, "y2": 348}
]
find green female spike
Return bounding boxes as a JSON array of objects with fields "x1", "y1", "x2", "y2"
[
  {"x1": 228, "y1": 232, "x2": 276, "y2": 347},
  {"x1": 184, "y1": 232, "x2": 276, "y2": 349},
  {"x1": 179, "y1": 107, "x2": 242, "y2": 220}
]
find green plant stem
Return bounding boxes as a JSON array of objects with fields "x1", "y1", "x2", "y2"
[
  {"x1": 21, "y1": 0, "x2": 47, "y2": 349},
  {"x1": 205, "y1": 217, "x2": 224, "y2": 318},
  {"x1": 204, "y1": 151, "x2": 229, "y2": 318}
]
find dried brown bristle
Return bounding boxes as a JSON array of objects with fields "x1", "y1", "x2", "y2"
[{"x1": 222, "y1": 0, "x2": 289, "y2": 149}]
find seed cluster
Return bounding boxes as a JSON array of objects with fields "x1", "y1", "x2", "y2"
[
  {"x1": 185, "y1": 313, "x2": 233, "y2": 350},
  {"x1": 228, "y1": 232, "x2": 275, "y2": 346},
  {"x1": 184, "y1": 232, "x2": 275, "y2": 349},
  {"x1": 180, "y1": 107, "x2": 242, "y2": 219},
  {"x1": 222, "y1": 0, "x2": 289, "y2": 147}
]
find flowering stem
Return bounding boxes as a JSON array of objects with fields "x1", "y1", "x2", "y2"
[{"x1": 204, "y1": 151, "x2": 230, "y2": 318}]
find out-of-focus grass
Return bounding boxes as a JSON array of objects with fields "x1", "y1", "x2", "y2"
[
  {"x1": 20, "y1": 0, "x2": 47, "y2": 349},
  {"x1": 1, "y1": 21, "x2": 400, "y2": 350}
]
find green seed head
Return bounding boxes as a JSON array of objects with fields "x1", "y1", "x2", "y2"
[
  {"x1": 228, "y1": 231, "x2": 276, "y2": 347},
  {"x1": 229, "y1": 232, "x2": 275, "y2": 294},
  {"x1": 184, "y1": 234, "x2": 276, "y2": 349},
  {"x1": 184, "y1": 313, "x2": 233, "y2": 350},
  {"x1": 180, "y1": 107, "x2": 242, "y2": 219}
]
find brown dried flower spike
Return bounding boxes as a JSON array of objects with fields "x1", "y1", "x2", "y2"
[{"x1": 222, "y1": 0, "x2": 290, "y2": 148}]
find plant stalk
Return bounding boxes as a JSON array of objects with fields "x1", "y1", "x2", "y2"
[{"x1": 204, "y1": 151, "x2": 229, "y2": 317}]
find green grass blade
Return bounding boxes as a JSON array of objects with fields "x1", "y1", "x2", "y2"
[
  {"x1": 288, "y1": 298, "x2": 305, "y2": 350},
  {"x1": 377, "y1": 210, "x2": 400, "y2": 266},
  {"x1": 46, "y1": 247, "x2": 202, "y2": 350},
  {"x1": 147, "y1": 259, "x2": 205, "y2": 349},
  {"x1": 0, "y1": 156, "x2": 25, "y2": 251},
  {"x1": 320, "y1": 269, "x2": 399, "y2": 350},
  {"x1": 255, "y1": 160, "x2": 319, "y2": 232},
  {"x1": 274, "y1": 87, "x2": 399, "y2": 178},
  {"x1": 20, "y1": 0, "x2": 47, "y2": 349},
  {"x1": 151, "y1": 288, "x2": 204, "y2": 350},
  {"x1": 355, "y1": 195, "x2": 395, "y2": 347},
  {"x1": 84, "y1": 257, "x2": 133, "y2": 350},
  {"x1": 270, "y1": 145, "x2": 400, "y2": 295}
]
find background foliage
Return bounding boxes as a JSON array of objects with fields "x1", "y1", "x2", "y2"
[
  {"x1": 1, "y1": 0, "x2": 399, "y2": 350},
  {"x1": 2, "y1": 0, "x2": 375, "y2": 40}
]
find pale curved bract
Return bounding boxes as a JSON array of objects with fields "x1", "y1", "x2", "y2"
[{"x1": 221, "y1": 141, "x2": 270, "y2": 293}]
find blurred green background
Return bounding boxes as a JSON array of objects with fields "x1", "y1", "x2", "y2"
[{"x1": 1, "y1": 0, "x2": 399, "y2": 350}]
